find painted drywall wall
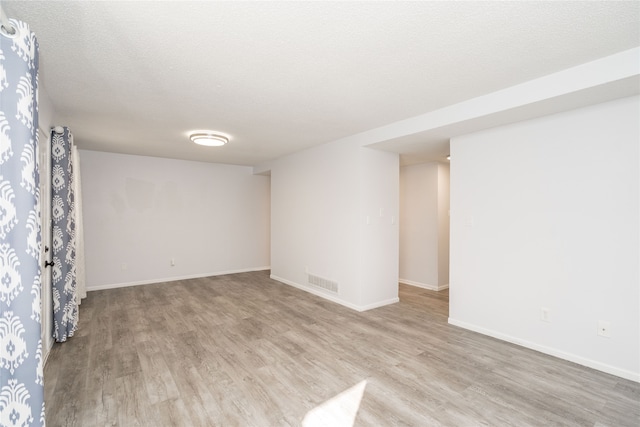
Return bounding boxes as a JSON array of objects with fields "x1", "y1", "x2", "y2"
[
  {"x1": 79, "y1": 150, "x2": 270, "y2": 289},
  {"x1": 449, "y1": 95, "x2": 639, "y2": 381},
  {"x1": 399, "y1": 163, "x2": 438, "y2": 286},
  {"x1": 270, "y1": 139, "x2": 399, "y2": 311},
  {"x1": 437, "y1": 163, "x2": 450, "y2": 286},
  {"x1": 399, "y1": 162, "x2": 449, "y2": 290},
  {"x1": 358, "y1": 146, "x2": 400, "y2": 307}
]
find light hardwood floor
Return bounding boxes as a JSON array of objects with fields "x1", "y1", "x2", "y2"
[{"x1": 44, "y1": 271, "x2": 639, "y2": 426}]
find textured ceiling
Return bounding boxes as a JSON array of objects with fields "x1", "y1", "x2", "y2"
[{"x1": 3, "y1": 1, "x2": 639, "y2": 166}]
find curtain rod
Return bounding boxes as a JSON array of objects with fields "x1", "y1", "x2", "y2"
[{"x1": 0, "y1": 2, "x2": 17, "y2": 37}]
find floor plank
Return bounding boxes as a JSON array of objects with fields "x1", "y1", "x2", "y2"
[{"x1": 44, "y1": 272, "x2": 640, "y2": 426}]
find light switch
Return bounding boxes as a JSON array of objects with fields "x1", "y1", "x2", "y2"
[{"x1": 466, "y1": 215, "x2": 475, "y2": 227}]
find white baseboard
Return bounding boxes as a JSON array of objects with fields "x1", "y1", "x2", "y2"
[
  {"x1": 43, "y1": 337, "x2": 54, "y2": 367},
  {"x1": 270, "y1": 275, "x2": 398, "y2": 312},
  {"x1": 399, "y1": 278, "x2": 449, "y2": 291},
  {"x1": 448, "y1": 317, "x2": 640, "y2": 383},
  {"x1": 359, "y1": 297, "x2": 401, "y2": 311},
  {"x1": 87, "y1": 266, "x2": 271, "y2": 291}
]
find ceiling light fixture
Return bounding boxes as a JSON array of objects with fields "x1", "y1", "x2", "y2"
[{"x1": 190, "y1": 132, "x2": 229, "y2": 147}]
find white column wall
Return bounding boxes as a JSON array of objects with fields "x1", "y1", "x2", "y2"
[
  {"x1": 358, "y1": 147, "x2": 399, "y2": 307},
  {"x1": 449, "y1": 95, "x2": 639, "y2": 381},
  {"x1": 270, "y1": 140, "x2": 399, "y2": 311},
  {"x1": 270, "y1": 140, "x2": 361, "y2": 306}
]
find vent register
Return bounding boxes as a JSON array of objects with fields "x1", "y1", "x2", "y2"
[{"x1": 307, "y1": 273, "x2": 338, "y2": 293}]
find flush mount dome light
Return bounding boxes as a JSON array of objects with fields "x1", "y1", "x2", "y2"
[{"x1": 190, "y1": 132, "x2": 229, "y2": 147}]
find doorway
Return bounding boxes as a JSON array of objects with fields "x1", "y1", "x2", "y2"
[{"x1": 398, "y1": 162, "x2": 450, "y2": 308}]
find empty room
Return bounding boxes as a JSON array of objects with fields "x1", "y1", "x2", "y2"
[{"x1": 1, "y1": 1, "x2": 638, "y2": 426}]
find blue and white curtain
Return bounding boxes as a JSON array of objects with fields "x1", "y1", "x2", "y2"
[
  {"x1": 0, "y1": 17, "x2": 46, "y2": 427},
  {"x1": 51, "y1": 127, "x2": 78, "y2": 342}
]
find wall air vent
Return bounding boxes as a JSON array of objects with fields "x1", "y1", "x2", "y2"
[{"x1": 308, "y1": 273, "x2": 338, "y2": 293}]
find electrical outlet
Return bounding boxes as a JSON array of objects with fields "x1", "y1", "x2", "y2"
[
  {"x1": 171, "y1": 258, "x2": 175, "y2": 266},
  {"x1": 598, "y1": 320, "x2": 611, "y2": 338},
  {"x1": 121, "y1": 263, "x2": 127, "y2": 271},
  {"x1": 540, "y1": 307, "x2": 551, "y2": 323}
]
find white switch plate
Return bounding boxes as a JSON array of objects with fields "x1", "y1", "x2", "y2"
[
  {"x1": 466, "y1": 215, "x2": 475, "y2": 227},
  {"x1": 540, "y1": 307, "x2": 551, "y2": 323}
]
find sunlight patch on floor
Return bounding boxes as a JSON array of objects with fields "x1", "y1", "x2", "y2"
[{"x1": 302, "y1": 380, "x2": 367, "y2": 427}]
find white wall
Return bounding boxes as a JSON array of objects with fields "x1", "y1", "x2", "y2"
[
  {"x1": 437, "y1": 164, "x2": 450, "y2": 286},
  {"x1": 79, "y1": 150, "x2": 270, "y2": 289},
  {"x1": 358, "y1": 146, "x2": 400, "y2": 307},
  {"x1": 449, "y1": 95, "x2": 639, "y2": 381},
  {"x1": 270, "y1": 139, "x2": 399, "y2": 311},
  {"x1": 399, "y1": 162, "x2": 449, "y2": 290}
]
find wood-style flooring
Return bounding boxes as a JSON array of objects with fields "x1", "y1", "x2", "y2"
[{"x1": 44, "y1": 271, "x2": 639, "y2": 426}]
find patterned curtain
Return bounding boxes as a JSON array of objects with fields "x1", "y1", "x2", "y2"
[
  {"x1": 51, "y1": 127, "x2": 78, "y2": 342},
  {"x1": 0, "y1": 18, "x2": 46, "y2": 427}
]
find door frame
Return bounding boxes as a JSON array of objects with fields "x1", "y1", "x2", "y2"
[{"x1": 39, "y1": 127, "x2": 53, "y2": 359}]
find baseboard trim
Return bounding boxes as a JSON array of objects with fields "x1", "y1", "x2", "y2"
[
  {"x1": 448, "y1": 317, "x2": 640, "y2": 383},
  {"x1": 42, "y1": 337, "x2": 54, "y2": 367},
  {"x1": 87, "y1": 266, "x2": 271, "y2": 291},
  {"x1": 399, "y1": 278, "x2": 449, "y2": 291},
  {"x1": 359, "y1": 297, "x2": 400, "y2": 311},
  {"x1": 270, "y1": 275, "x2": 398, "y2": 312}
]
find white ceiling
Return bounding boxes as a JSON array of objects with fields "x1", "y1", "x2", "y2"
[{"x1": 3, "y1": 1, "x2": 639, "y2": 166}]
